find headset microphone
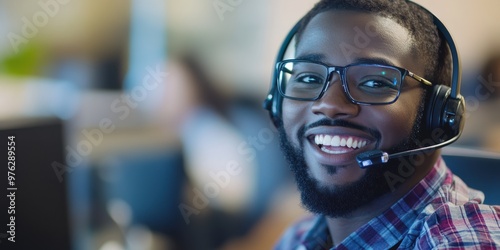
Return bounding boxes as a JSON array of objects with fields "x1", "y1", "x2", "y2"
[{"x1": 356, "y1": 133, "x2": 461, "y2": 168}]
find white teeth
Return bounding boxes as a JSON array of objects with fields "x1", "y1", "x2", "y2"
[
  {"x1": 331, "y1": 136, "x2": 340, "y2": 146},
  {"x1": 346, "y1": 137, "x2": 353, "y2": 148},
  {"x1": 313, "y1": 134, "x2": 368, "y2": 149},
  {"x1": 323, "y1": 135, "x2": 332, "y2": 146}
]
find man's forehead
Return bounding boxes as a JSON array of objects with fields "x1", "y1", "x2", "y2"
[
  {"x1": 300, "y1": 10, "x2": 411, "y2": 46},
  {"x1": 295, "y1": 10, "x2": 414, "y2": 67}
]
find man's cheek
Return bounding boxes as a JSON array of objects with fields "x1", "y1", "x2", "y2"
[
  {"x1": 282, "y1": 102, "x2": 309, "y2": 142},
  {"x1": 282, "y1": 125, "x2": 301, "y2": 147},
  {"x1": 370, "y1": 112, "x2": 414, "y2": 148},
  {"x1": 282, "y1": 117, "x2": 299, "y2": 144}
]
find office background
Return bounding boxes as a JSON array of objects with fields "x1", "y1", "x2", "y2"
[{"x1": 0, "y1": 1, "x2": 499, "y2": 249}]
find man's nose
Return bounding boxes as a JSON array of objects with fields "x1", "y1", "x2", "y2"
[{"x1": 310, "y1": 74, "x2": 360, "y2": 119}]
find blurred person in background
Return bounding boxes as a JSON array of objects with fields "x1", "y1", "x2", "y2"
[{"x1": 162, "y1": 54, "x2": 289, "y2": 249}]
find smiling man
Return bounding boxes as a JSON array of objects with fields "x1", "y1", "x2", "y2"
[{"x1": 266, "y1": 0, "x2": 500, "y2": 249}]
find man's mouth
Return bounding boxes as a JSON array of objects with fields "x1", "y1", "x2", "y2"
[{"x1": 313, "y1": 134, "x2": 369, "y2": 154}]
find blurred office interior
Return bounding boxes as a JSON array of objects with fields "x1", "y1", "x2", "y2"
[{"x1": 0, "y1": 0, "x2": 500, "y2": 249}]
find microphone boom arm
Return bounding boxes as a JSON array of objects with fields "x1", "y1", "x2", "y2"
[{"x1": 356, "y1": 133, "x2": 461, "y2": 168}]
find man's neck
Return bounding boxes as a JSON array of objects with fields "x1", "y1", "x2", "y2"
[{"x1": 325, "y1": 150, "x2": 440, "y2": 247}]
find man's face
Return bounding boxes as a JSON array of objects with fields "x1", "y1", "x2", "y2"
[{"x1": 279, "y1": 10, "x2": 427, "y2": 217}]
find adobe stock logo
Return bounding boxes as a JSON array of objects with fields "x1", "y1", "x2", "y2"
[
  {"x1": 213, "y1": 0, "x2": 243, "y2": 21},
  {"x1": 7, "y1": 0, "x2": 72, "y2": 53},
  {"x1": 338, "y1": 21, "x2": 379, "y2": 62},
  {"x1": 178, "y1": 161, "x2": 242, "y2": 224}
]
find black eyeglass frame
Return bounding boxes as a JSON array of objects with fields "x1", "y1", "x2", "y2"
[{"x1": 276, "y1": 59, "x2": 433, "y2": 105}]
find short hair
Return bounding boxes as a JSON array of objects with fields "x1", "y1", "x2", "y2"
[{"x1": 295, "y1": 0, "x2": 451, "y2": 87}]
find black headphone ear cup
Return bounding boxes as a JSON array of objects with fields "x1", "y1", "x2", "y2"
[
  {"x1": 273, "y1": 65, "x2": 286, "y2": 127},
  {"x1": 264, "y1": 67, "x2": 284, "y2": 128},
  {"x1": 425, "y1": 84, "x2": 465, "y2": 141},
  {"x1": 264, "y1": 92, "x2": 283, "y2": 128},
  {"x1": 443, "y1": 93, "x2": 465, "y2": 140},
  {"x1": 273, "y1": 93, "x2": 283, "y2": 127},
  {"x1": 425, "y1": 85, "x2": 449, "y2": 134}
]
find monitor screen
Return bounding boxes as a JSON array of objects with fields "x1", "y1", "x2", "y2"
[
  {"x1": 0, "y1": 117, "x2": 71, "y2": 250},
  {"x1": 442, "y1": 146, "x2": 500, "y2": 205}
]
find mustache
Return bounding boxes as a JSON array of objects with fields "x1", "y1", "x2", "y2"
[{"x1": 297, "y1": 118, "x2": 381, "y2": 142}]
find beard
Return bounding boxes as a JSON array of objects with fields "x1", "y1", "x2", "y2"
[{"x1": 278, "y1": 97, "x2": 426, "y2": 218}]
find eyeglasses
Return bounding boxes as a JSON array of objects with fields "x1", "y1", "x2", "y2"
[{"x1": 276, "y1": 59, "x2": 432, "y2": 105}]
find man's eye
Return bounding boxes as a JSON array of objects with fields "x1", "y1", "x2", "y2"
[
  {"x1": 295, "y1": 74, "x2": 323, "y2": 84},
  {"x1": 358, "y1": 80, "x2": 396, "y2": 90},
  {"x1": 360, "y1": 80, "x2": 386, "y2": 88}
]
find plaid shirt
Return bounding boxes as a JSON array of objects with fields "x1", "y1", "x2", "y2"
[{"x1": 275, "y1": 157, "x2": 500, "y2": 249}]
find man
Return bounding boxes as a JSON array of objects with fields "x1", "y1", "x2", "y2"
[{"x1": 268, "y1": 0, "x2": 500, "y2": 249}]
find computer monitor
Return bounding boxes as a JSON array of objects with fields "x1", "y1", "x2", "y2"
[
  {"x1": 0, "y1": 117, "x2": 71, "y2": 250},
  {"x1": 442, "y1": 146, "x2": 500, "y2": 205}
]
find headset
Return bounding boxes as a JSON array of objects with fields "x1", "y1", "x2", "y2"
[{"x1": 263, "y1": 1, "x2": 465, "y2": 168}]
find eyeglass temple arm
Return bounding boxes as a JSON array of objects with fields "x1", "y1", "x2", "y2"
[{"x1": 408, "y1": 71, "x2": 433, "y2": 86}]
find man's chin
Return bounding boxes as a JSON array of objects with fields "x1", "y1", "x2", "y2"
[
  {"x1": 305, "y1": 161, "x2": 367, "y2": 187},
  {"x1": 299, "y1": 166, "x2": 393, "y2": 218},
  {"x1": 278, "y1": 126, "x2": 401, "y2": 218}
]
